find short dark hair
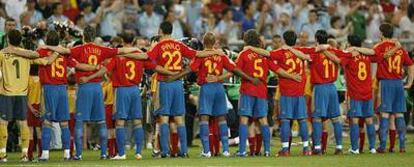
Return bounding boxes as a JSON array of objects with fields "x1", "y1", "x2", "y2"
[
  {"x1": 243, "y1": 0, "x2": 253, "y2": 13},
  {"x1": 222, "y1": 8, "x2": 231, "y2": 16},
  {"x1": 7, "y1": 29, "x2": 22, "y2": 46},
  {"x1": 283, "y1": 30, "x2": 297, "y2": 46},
  {"x1": 83, "y1": 25, "x2": 96, "y2": 43},
  {"x1": 309, "y1": 9, "x2": 318, "y2": 16},
  {"x1": 150, "y1": 35, "x2": 161, "y2": 43},
  {"x1": 315, "y1": 30, "x2": 329, "y2": 44},
  {"x1": 347, "y1": 35, "x2": 362, "y2": 47},
  {"x1": 272, "y1": 34, "x2": 281, "y2": 39},
  {"x1": 121, "y1": 32, "x2": 135, "y2": 44},
  {"x1": 243, "y1": 29, "x2": 261, "y2": 47},
  {"x1": 46, "y1": 30, "x2": 60, "y2": 46},
  {"x1": 52, "y1": 2, "x2": 62, "y2": 12},
  {"x1": 379, "y1": 23, "x2": 394, "y2": 38},
  {"x1": 160, "y1": 21, "x2": 173, "y2": 35},
  {"x1": 330, "y1": 16, "x2": 341, "y2": 27},
  {"x1": 5, "y1": 18, "x2": 15, "y2": 24}
]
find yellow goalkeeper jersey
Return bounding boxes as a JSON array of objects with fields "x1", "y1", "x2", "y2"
[
  {"x1": 0, "y1": 51, "x2": 49, "y2": 96},
  {"x1": 102, "y1": 81, "x2": 114, "y2": 105},
  {"x1": 27, "y1": 76, "x2": 42, "y2": 105}
]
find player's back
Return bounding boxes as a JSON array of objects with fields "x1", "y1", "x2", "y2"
[
  {"x1": 374, "y1": 40, "x2": 413, "y2": 79},
  {"x1": 70, "y1": 43, "x2": 118, "y2": 83},
  {"x1": 270, "y1": 49, "x2": 306, "y2": 96},
  {"x1": 236, "y1": 49, "x2": 277, "y2": 98},
  {"x1": 0, "y1": 52, "x2": 32, "y2": 96},
  {"x1": 108, "y1": 56, "x2": 152, "y2": 87},
  {"x1": 341, "y1": 53, "x2": 373, "y2": 100},
  {"x1": 190, "y1": 54, "x2": 235, "y2": 85},
  {"x1": 102, "y1": 80, "x2": 114, "y2": 105},
  {"x1": 37, "y1": 48, "x2": 69, "y2": 85},
  {"x1": 307, "y1": 48, "x2": 344, "y2": 84},
  {"x1": 148, "y1": 39, "x2": 196, "y2": 80}
]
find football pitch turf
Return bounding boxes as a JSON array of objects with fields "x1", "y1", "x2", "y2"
[{"x1": 3, "y1": 134, "x2": 414, "y2": 167}]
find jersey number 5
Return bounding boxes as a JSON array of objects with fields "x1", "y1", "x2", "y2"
[
  {"x1": 51, "y1": 57, "x2": 65, "y2": 78},
  {"x1": 253, "y1": 59, "x2": 264, "y2": 78}
]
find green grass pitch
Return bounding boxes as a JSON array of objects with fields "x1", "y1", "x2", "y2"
[{"x1": 3, "y1": 134, "x2": 414, "y2": 167}]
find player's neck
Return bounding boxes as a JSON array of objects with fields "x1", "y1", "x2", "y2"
[
  {"x1": 161, "y1": 35, "x2": 173, "y2": 41},
  {"x1": 204, "y1": 47, "x2": 214, "y2": 51}
]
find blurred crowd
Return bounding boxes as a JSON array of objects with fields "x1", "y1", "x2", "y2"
[{"x1": 1, "y1": 0, "x2": 414, "y2": 47}]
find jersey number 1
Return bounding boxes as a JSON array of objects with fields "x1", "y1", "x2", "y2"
[{"x1": 12, "y1": 59, "x2": 20, "y2": 79}]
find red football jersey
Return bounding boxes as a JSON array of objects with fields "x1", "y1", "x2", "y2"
[
  {"x1": 106, "y1": 56, "x2": 156, "y2": 87},
  {"x1": 147, "y1": 39, "x2": 197, "y2": 80},
  {"x1": 341, "y1": 53, "x2": 373, "y2": 100},
  {"x1": 374, "y1": 40, "x2": 414, "y2": 80},
  {"x1": 302, "y1": 47, "x2": 347, "y2": 84},
  {"x1": 190, "y1": 54, "x2": 236, "y2": 85},
  {"x1": 70, "y1": 43, "x2": 118, "y2": 83},
  {"x1": 236, "y1": 49, "x2": 280, "y2": 99},
  {"x1": 37, "y1": 48, "x2": 76, "y2": 85},
  {"x1": 270, "y1": 48, "x2": 307, "y2": 96}
]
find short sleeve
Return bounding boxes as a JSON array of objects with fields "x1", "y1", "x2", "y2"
[
  {"x1": 222, "y1": 56, "x2": 236, "y2": 71},
  {"x1": 270, "y1": 50, "x2": 283, "y2": 61},
  {"x1": 105, "y1": 58, "x2": 116, "y2": 71},
  {"x1": 373, "y1": 44, "x2": 385, "y2": 62},
  {"x1": 66, "y1": 57, "x2": 77, "y2": 67},
  {"x1": 147, "y1": 44, "x2": 160, "y2": 61},
  {"x1": 143, "y1": 60, "x2": 157, "y2": 70},
  {"x1": 267, "y1": 59, "x2": 280, "y2": 73},
  {"x1": 339, "y1": 54, "x2": 352, "y2": 67},
  {"x1": 189, "y1": 58, "x2": 202, "y2": 72},
  {"x1": 32, "y1": 58, "x2": 49, "y2": 65},
  {"x1": 235, "y1": 53, "x2": 244, "y2": 69},
  {"x1": 102, "y1": 46, "x2": 118, "y2": 59},
  {"x1": 70, "y1": 46, "x2": 81, "y2": 60},
  {"x1": 181, "y1": 43, "x2": 197, "y2": 59}
]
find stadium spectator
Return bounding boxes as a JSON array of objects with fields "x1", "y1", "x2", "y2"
[
  {"x1": 272, "y1": 0, "x2": 294, "y2": 21},
  {"x1": 231, "y1": 0, "x2": 244, "y2": 22},
  {"x1": 26, "y1": 0, "x2": 43, "y2": 27},
  {"x1": 346, "y1": 0, "x2": 367, "y2": 40},
  {"x1": 301, "y1": 9, "x2": 323, "y2": 42},
  {"x1": 367, "y1": 2, "x2": 385, "y2": 42},
  {"x1": 47, "y1": 2, "x2": 69, "y2": 29},
  {"x1": 327, "y1": 16, "x2": 352, "y2": 42},
  {"x1": 392, "y1": 0, "x2": 409, "y2": 26},
  {"x1": 297, "y1": 31, "x2": 309, "y2": 47},
  {"x1": 80, "y1": 1, "x2": 96, "y2": 25},
  {"x1": 137, "y1": 0, "x2": 163, "y2": 39},
  {"x1": 293, "y1": 0, "x2": 314, "y2": 33},
  {"x1": 207, "y1": 0, "x2": 228, "y2": 17},
  {"x1": 255, "y1": 1, "x2": 273, "y2": 39},
  {"x1": 399, "y1": 2, "x2": 414, "y2": 39},
  {"x1": 194, "y1": 6, "x2": 215, "y2": 39},
  {"x1": 2, "y1": 0, "x2": 26, "y2": 28},
  {"x1": 0, "y1": 18, "x2": 16, "y2": 49},
  {"x1": 241, "y1": 1, "x2": 256, "y2": 33},
  {"x1": 95, "y1": 0, "x2": 123, "y2": 39},
  {"x1": 164, "y1": 9, "x2": 185, "y2": 39},
  {"x1": 273, "y1": 12, "x2": 293, "y2": 37},
  {"x1": 35, "y1": 0, "x2": 52, "y2": 19},
  {"x1": 185, "y1": 0, "x2": 202, "y2": 26},
  {"x1": 215, "y1": 8, "x2": 240, "y2": 43},
  {"x1": 336, "y1": 0, "x2": 350, "y2": 24}
]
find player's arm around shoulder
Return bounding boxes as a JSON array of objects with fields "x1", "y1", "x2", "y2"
[
  {"x1": 32, "y1": 51, "x2": 60, "y2": 65},
  {"x1": 1, "y1": 46, "x2": 40, "y2": 59}
]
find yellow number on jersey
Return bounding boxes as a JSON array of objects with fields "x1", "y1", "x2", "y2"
[
  {"x1": 322, "y1": 58, "x2": 335, "y2": 78},
  {"x1": 51, "y1": 57, "x2": 65, "y2": 78},
  {"x1": 125, "y1": 61, "x2": 136, "y2": 80},
  {"x1": 357, "y1": 61, "x2": 367, "y2": 80},
  {"x1": 88, "y1": 55, "x2": 98, "y2": 65},
  {"x1": 204, "y1": 60, "x2": 220, "y2": 75},
  {"x1": 253, "y1": 59, "x2": 264, "y2": 78},
  {"x1": 286, "y1": 58, "x2": 303, "y2": 74},
  {"x1": 387, "y1": 55, "x2": 401, "y2": 74},
  {"x1": 162, "y1": 51, "x2": 182, "y2": 70}
]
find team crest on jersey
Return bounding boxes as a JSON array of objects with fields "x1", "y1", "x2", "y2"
[
  {"x1": 284, "y1": 52, "x2": 293, "y2": 59},
  {"x1": 211, "y1": 55, "x2": 222, "y2": 62}
]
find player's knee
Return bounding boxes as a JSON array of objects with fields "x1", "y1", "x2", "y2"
[
  {"x1": 257, "y1": 116, "x2": 267, "y2": 124},
  {"x1": 200, "y1": 115, "x2": 209, "y2": 122},
  {"x1": 365, "y1": 117, "x2": 374, "y2": 124},
  {"x1": 381, "y1": 112, "x2": 390, "y2": 118},
  {"x1": 312, "y1": 118, "x2": 322, "y2": 123},
  {"x1": 133, "y1": 119, "x2": 142, "y2": 127},
  {"x1": 43, "y1": 120, "x2": 53, "y2": 127},
  {"x1": 331, "y1": 117, "x2": 340, "y2": 123},
  {"x1": 0, "y1": 118, "x2": 7, "y2": 124},
  {"x1": 351, "y1": 118, "x2": 359, "y2": 124},
  {"x1": 18, "y1": 120, "x2": 28, "y2": 128},
  {"x1": 218, "y1": 116, "x2": 226, "y2": 122},
  {"x1": 59, "y1": 121, "x2": 69, "y2": 127},
  {"x1": 395, "y1": 113, "x2": 404, "y2": 118}
]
